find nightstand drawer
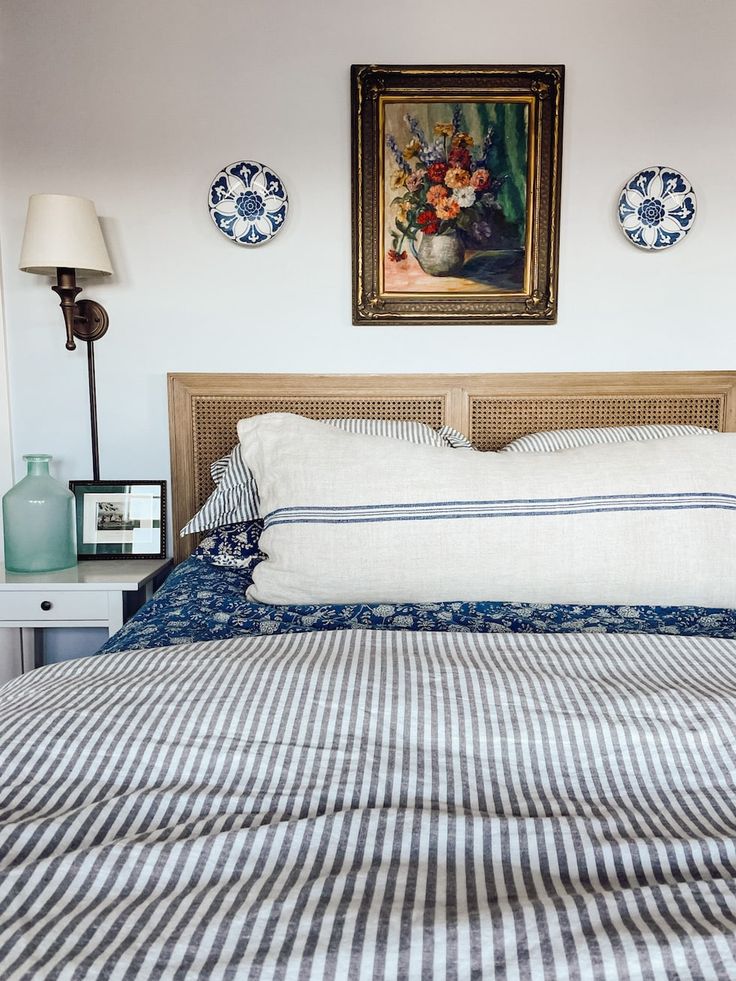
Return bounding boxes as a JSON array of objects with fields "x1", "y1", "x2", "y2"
[{"x1": 0, "y1": 590, "x2": 110, "y2": 623}]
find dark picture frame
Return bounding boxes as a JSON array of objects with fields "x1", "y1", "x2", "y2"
[
  {"x1": 69, "y1": 480, "x2": 166, "y2": 560},
  {"x1": 352, "y1": 64, "x2": 564, "y2": 325}
]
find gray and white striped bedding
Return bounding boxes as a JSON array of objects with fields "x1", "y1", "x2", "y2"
[{"x1": 2, "y1": 629, "x2": 736, "y2": 979}]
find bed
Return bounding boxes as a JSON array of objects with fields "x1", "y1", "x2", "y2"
[{"x1": 2, "y1": 371, "x2": 736, "y2": 980}]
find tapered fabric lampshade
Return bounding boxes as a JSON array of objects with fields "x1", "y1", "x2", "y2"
[{"x1": 19, "y1": 194, "x2": 113, "y2": 277}]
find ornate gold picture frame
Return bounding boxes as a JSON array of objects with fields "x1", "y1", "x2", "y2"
[{"x1": 352, "y1": 65, "x2": 564, "y2": 325}]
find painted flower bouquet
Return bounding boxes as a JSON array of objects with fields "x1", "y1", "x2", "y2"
[{"x1": 386, "y1": 108, "x2": 504, "y2": 274}]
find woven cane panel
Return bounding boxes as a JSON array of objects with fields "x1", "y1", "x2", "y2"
[
  {"x1": 470, "y1": 396, "x2": 724, "y2": 451},
  {"x1": 192, "y1": 395, "x2": 446, "y2": 511}
]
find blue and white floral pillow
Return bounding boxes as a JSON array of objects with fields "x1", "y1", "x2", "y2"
[{"x1": 192, "y1": 520, "x2": 265, "y2": 569}]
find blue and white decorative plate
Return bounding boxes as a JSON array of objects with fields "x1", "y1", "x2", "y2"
[
  {"x1": 617, "y1": 166, "x2": 696, "y2": 250},
  {"x1": 208, "y1": 160, "x2": 288, "y2": 246}
]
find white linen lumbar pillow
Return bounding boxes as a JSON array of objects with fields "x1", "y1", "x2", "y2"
[
  {"x1": 180, "y1": 418, "x2": 472, "y2": 536},
  {"x1": 238, "y1": 413, "x2": 736, "y2": 608}
]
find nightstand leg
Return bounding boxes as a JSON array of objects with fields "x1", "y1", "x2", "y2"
[
  {"x1": 107, "y1": 593, "x2": 124, "y2": 636},
  {"x1": 20, "y1": 628, "x2": 41, "y2": 672}
]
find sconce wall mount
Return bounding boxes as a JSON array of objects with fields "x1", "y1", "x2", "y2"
[{"x1": 52, "y1": 267, "x2": 109, "y2": 351}]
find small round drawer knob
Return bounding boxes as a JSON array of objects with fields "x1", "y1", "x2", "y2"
[{"x1": 40, "y1": 600, "x2": 53, "y2": 611}]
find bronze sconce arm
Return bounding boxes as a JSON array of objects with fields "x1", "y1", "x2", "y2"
[{"x1": 48, "y1": 267, "x2": 110, "y2": 480}]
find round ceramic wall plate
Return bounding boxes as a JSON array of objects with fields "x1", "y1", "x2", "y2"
[
  {"x1": 208, "y1": 161, "x2": 288, "y2": 246},
  {"x1": 617, "y1": 166, "x2": 696, "y2": 250}
]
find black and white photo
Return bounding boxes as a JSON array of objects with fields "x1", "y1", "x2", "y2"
[{"x1": 69, "y1": 481, "x2": 166, "y2": 559}]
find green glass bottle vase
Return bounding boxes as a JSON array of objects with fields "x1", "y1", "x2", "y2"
[{"x1": 2, "y1": 455, "x2": 77, "y2": 573}]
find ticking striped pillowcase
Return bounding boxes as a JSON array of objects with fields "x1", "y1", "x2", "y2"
[
  {"x1": 181, "y1": 418, "x2": 472, "y2": 536},
  {"x1": 437, "y1": 425, "x2": 474, "y2": 448},
  {"x1": 500, "y1": 423, "x2": 715, "y2": 453},
  {"x1": 326, "y1": 419, "x2": 473, "y2": 447},
  {"x1": 181, "y1": 447, "x2": 259, "y2": 536}
]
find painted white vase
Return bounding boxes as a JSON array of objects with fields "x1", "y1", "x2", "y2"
[{"x1": 416, "y1": 231, "x2": 465, "y2": 276}]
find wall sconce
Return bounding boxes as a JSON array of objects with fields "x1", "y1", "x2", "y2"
[{"x1": 19, "y1": 194, "x2": 113, "y2": 480}]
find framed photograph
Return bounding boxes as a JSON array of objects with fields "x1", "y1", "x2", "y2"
[
  {"x1": 352, "y1": 65, "x2": 564, "y2": 325},
  {"x1": 69, "y1": 481, "x2": 166, "y2": 560}
]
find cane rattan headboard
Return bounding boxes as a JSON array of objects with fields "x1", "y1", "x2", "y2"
[{"x1": 169, "y1": 371, "x2": 736, "y2": 562}]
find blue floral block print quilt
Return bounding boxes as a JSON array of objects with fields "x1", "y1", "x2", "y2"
[{"x1": 100, "y1": 555, "x2": 736, "y2": 655}]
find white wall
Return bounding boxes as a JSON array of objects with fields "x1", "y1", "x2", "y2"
[
  {"x1": 0, "y1": 247, "x2": 13, "y2": 506},
  {"x1": 0, "y1": 235, "x2": 23, "y2": 682},
  {"x1": 0, "y1": 0, "x2": 735, "y2": 507}
]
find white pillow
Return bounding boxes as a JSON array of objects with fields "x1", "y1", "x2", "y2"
[
  {"x1": 238, "y1": 413, "x2": 736, "y2": 609},
  {"x1": 500, "y1": 423, "x2": 715, "y2": 452},
  {"x1": 180, "y1": 418, "x2": 472, "y2": 536}
]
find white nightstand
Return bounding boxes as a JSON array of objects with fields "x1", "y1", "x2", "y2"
[{"x1": 0, "y1": 558, "x2": 172, "y2": 671}]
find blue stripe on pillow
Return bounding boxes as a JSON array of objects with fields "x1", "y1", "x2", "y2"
[{"x1": 263, "y1": 491, "x2": 736, "y2": 528}]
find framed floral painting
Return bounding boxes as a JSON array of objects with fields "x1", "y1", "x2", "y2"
[{"x1": 352, "y1": 65, "x2": 564, "y2": 325}]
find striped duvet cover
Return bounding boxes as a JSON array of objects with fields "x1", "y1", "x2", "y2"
[{"x1": 1, "y1": 629, "x2": 735, "y2": 979}]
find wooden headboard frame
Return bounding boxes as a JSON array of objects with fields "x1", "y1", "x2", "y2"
[{"x1": 169, "y1": 371, "x2": 736, "y2": 563}]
